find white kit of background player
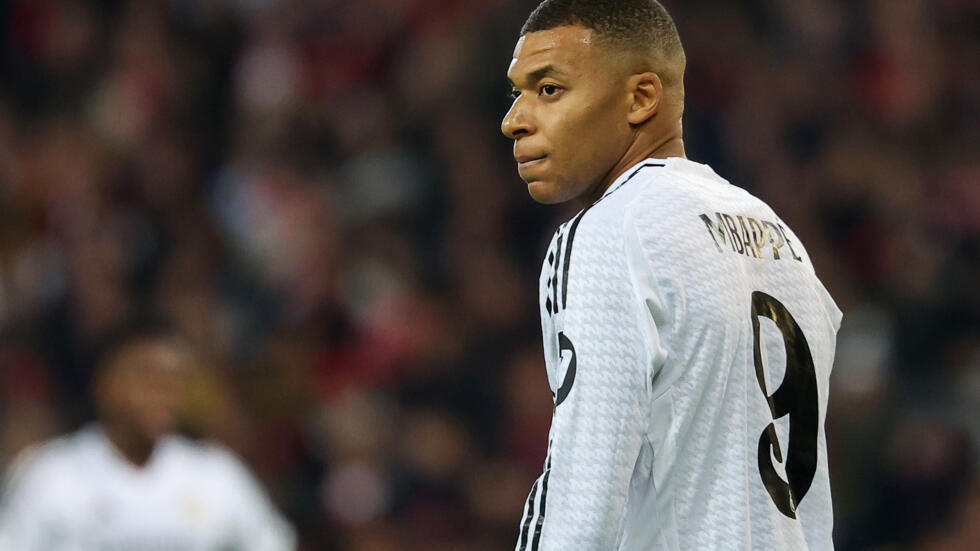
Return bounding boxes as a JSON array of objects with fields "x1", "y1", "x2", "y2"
[
  {"x1": 515, "y1": 158, "x2": 842, "y2": 550},
  {"x1": 0, "y1": 425, "x2": 296, "y2": 551}
]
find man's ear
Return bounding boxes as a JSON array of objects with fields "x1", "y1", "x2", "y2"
[{"x1": 627, "y1": 72, "x2": 662, "y2": 125}]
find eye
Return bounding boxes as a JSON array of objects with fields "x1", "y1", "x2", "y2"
[
  {"x1": 540, "y1": 84, "x2": 561, "y2": 97},
  {"x1": 509, "y1": 88, "x2": 521, "y2": 100}
]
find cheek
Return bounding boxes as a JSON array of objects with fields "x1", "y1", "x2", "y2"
[
  {"x1": 529, "y1": 92, "x2": 628, "y2": 203},
  {"x1": 574, "y1": 92, "x2": 623, "y2": 139},
  {"x1": 553, "y1": 107, "x2": 620, "y2": 177},
  {"x1": 547, "y1": 109, "x2": 595, "y2": 167}
]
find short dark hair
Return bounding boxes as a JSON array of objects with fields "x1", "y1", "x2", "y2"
[{"x1": 522, "y1": 0, "x2": 685, "y2": 81}]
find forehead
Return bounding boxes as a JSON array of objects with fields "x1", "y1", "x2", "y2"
[
  {"x1": 110, "y1": 339, "x2": 187, "y2": 375},
  {"x1": 508, "y1": 26, "x2": 596, "y2": 79}
]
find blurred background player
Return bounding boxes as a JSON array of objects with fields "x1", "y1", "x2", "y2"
[{"x1": 0, "y1": 318, "x2": 296, "y2": 551}]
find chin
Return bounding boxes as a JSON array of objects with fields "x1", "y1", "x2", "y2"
[
  {"x1": 142, "y1": 419, "x2": 177, "y2": 441},
  {"x1": 526, "y1": 179, "x2": 567, "y2": 204}
]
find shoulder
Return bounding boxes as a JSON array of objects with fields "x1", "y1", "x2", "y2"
[
  {"x1": 584, "y1": 158, "x2": 732, "y2": 231},
  {"x1": 13, "y1": 430, "x2": 90, "y2": 474},
  {"x1": 621, "y1": 159, "x2": 773, "y2": 255},
  {"x1": 570, "y1": 160, "x2": 712, "y2": 255},
  {"x1": 628, "y1": 159, "x2": 741, "y2": 218},
  {"x1": 161, "y1": 435, "x2": 243, "y2": 471},
  {"x1": 584, "y1": 162, "x2": 668, "y2": 224},
  {"x1": 1, "y1": 430, "x2": 89, "y2": 497},
  {"x1": 158, "y1": 437, "x2": 267, "y2": 502},
  {"x1": 165, "y1": 437, "x2": 262, "y2": 492},
  {"x1": 553, "y1": 162, "x2": 678, "y2": 286}
]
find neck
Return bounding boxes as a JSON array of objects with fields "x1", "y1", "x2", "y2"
[
  {"x1": 102, "y1": 422, "x2": 157, "y2": 468},
  {"x1": 579, "y1": 130, "x2": 686, "y2": 207}
]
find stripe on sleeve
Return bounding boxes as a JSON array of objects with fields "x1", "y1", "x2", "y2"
[
  {"x1": 529, "y1": 453, "x2": 553, "y2": 551},
  {"x1": 561, "y1": 209, "x2": 590, "y2": 310},
  {"x1": 552, "y1": 233, "x2": 562, "y2": 313},
  {"x1": 516, "y1": 478, "x2": 540, "y2": 550}
]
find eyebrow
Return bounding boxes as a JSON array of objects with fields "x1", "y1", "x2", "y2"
[{"x1": 508, "y1": 64, "x2": 566, "y2": 88}]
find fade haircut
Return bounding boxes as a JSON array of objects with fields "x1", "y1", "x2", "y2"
[{"x1": 522, "y1": 0, "x2": 686, "y2": 88}]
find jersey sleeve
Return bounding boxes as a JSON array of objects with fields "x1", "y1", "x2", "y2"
[
  {"x1": 211, "y1": 448, "x2": 297, "y2": 551},
  {"x1": 517, "y1": 213, "x2": 666, "y2": 550}
]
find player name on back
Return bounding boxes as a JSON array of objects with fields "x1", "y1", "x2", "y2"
[{"x1": 699, "y1": 211, "x2": 803, "y2": 262}]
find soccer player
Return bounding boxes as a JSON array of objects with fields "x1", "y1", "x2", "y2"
[
  {"x1": 0, "y1": 320, "x2": 296, "y2": 551},
  {"x1": 501, "y1": 1, "x2": 841, "y2": 550}
]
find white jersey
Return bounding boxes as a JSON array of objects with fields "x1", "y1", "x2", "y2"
[
  {"x1": 516, "y1": 158, "x2": 841, "y2": 551},
  {"x1": 0, "y1": 425, "x2": 296, "y2": 551}
]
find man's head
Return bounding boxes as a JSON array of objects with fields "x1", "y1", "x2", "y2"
[
  {"x1": 501, "y1": 0, "x2": 686, "y2": 204},
  {"x1": 93, "y1": 318, "x2": 188, "y2": 450}
]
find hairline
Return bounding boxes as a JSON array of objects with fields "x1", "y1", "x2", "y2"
[
  {"x1": 519, "y1": 24, "x2": 682, "y2": 90},
  {"x1": 521, "y1": 23, "x2": 654, "y2": 60}
]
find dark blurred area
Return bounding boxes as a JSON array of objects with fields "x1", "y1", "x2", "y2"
[{"x1": 0, "y1": 0, "x2": 976, "y2": 549}]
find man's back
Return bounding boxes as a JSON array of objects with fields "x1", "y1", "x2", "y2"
[{"x1": 521, "y1": 157, "x2": 839, "y2": 550}]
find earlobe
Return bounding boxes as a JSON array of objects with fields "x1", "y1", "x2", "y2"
[{"x1": 627, "y1": 72, "x2": 662, "y2": 125}]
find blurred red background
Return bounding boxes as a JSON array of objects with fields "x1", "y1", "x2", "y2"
[{"x1": 0, "y1": 1, "x2": 977, "y2": 549}]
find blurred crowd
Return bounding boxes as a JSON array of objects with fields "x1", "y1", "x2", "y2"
[{"x1": 0, "y1": 0, "x2": 976, "y2": 549}]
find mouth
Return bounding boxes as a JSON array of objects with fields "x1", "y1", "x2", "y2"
[{"x1": 515, "y1": 154, "x2": 547, "y2": 169}]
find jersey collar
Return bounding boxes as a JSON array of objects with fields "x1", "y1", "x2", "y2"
[{"x1": 596, "y1": 157, "x2": 671, "y2": 203}]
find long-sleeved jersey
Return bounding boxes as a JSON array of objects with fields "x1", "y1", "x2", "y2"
[
  {"x1": 516, "y1": 158, "x2": 842, "y2": 551},
  {"x1": 0, "y1": 425, "x2": 296, "y2": 551}
]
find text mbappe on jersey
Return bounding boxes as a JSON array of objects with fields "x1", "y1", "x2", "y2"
[{"x1": 699, "y1": 211, "x2": 803, "y2": 262}]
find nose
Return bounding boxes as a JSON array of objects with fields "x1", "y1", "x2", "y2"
[{"x1": 501, "y1": 99, "x2": 534, "y2": 140}]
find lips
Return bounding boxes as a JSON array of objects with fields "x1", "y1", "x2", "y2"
[{"x1": 515, "y1": 154, "x2": 547, "y2": 167}]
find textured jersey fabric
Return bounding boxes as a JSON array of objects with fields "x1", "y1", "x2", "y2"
[
  {"x1": 516, "y1": 158, "x2": 842, "y2": 551},
  {"x1": 0, "y1": 425, "x2": 296, "y2": 551}
]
